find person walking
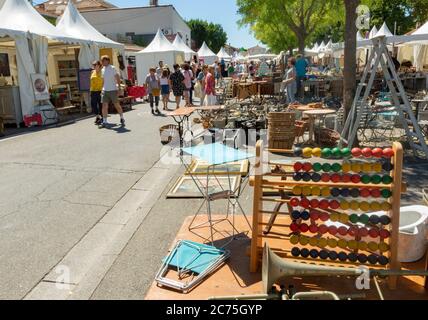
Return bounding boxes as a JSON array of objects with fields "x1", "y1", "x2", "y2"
[
  {"x1": 204, "y1": 65, "x2": 217, "y2": 106},
  {"x1": 181, "y1": 63, "x2": 193, "y2": 107},
  {"x1": 196, "y1": 65, "x2": 208, "y2": 106},
  {"x1": 160, "y1": 68, "x2": 170, "y2": 111},
  {"x1": 100, "y1": 55, "x2": 125, "y2": 127},
  {"x1": 170, "y1": 64, "x2": 185, "y2": 109},
  {"x1": 145, "y1": 67, "x2": 161, "y2": 115},
  {"x1": 295, "y1": 54, "x2": 308, "y2": 101},
  {"x1": 90, "y1": 60, "x2": 103, "y2": 125},
  {"x1": 156, "y1": 60, "x2": 164, "y2": 77},
  {"x1": 282, "y1": 57, "x2": 297, "y2": 104}
]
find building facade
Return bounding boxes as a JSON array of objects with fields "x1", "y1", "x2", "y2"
[{"x1": 35, "y1": 0, "x2": 116, "y2": 16}]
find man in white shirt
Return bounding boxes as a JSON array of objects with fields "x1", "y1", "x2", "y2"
[{"x1": 101, "y1": 55, "x2": 125, "y2": 127}]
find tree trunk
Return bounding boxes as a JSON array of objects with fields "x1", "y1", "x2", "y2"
[
  {"x1": 298, "y1": 34, "x2": 306, "y2": 55},
  {"x1": 343, "y1": 0, "x2": 359, "y2": 122}
]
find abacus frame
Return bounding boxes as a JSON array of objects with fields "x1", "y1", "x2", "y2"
[{"x1": 249, "y1": 140, "x2": 404, "y2": 289}]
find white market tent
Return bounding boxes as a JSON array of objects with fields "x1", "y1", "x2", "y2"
[
  {"x1": 217, "y1": 47, "x2": 232, "y2": 61},
  {"x1": 398, "y1": 21, "x2": 428, "y2": 71},
  {"x1": 172, "y1": 35, "x2": 196, "y2": 61},
  {"x1": 56, "y1": 1, "x2": 124, "y2": 69},
  {"x1": 197, "y1": 42, "x2": 217, "y2": 65},
  {"x1": 0, "y1": 0, "x2": 86, "y2": 118},
  {"x1": 135, "y1": 29, "x2": 185, "y2": 84}
]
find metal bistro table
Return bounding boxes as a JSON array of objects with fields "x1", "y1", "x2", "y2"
[
  {"x1": 166, "y1": 107, "x2": 196, "y2": 150},
  {"x1": 412, "y1": 99, "x2": 428, "y2": 120},
  {"x1": 303, "y1": 109, "x2": 336, "y2": 145}
]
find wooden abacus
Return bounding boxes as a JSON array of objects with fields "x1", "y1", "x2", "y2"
[{"x1": 250, "y1": 140, "x2": 405, "y2": 289}]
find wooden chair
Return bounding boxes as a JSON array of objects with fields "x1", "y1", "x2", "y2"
[{"x1": 295, "y1": 120, "x2": 309, "y2": 144}]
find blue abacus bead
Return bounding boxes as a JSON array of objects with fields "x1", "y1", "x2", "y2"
[
  {"x1": 309, "y1": 249, "x2": 319, "y2": 258},
  {"x1": 368, "y1": 254, "x2": 378, "y2": 265},
  {"x1": 378, "y1": 255, "x2": 389, "y2": 266},
  {"x1": 293, "y1": 173, "x2": 302, "y2": 181},
  {"x1": 302, "y1": 173, "x2": 312, "y2": 182},
  {"x1": 331, "y1": 188, "x2": 341, "y2": 197},
  {"x1": 380, "y1": 215, "x2": 391, "y2": 225},
  {"x1": 294, "y1": 147, "x2": 303, "y2": 157},
  {"x1": 319, "y1": 250, "x2": 329, "y2": 260},
  {"x1": 348, "y1": 252, "x2": 358, "y2": 262},
  {"x1": 300, "y1": 211, "x2": 310, "y2": 221},
  {"x1": 340, "y1": 188, "x2": 350, "y2": 197},
  {"x1": 358, "y1": 254, "x2": 368, "y2": 264},
  {"x1": 350, "y1": 188, "x2": 360, "y2": 198},
  {"x1": 301, "y1": 248, "x2": 310, "y2": 258},
  {"x1": 369, "y1": 215, "x2": 380, "y2": 225},
  {"x1": 311, "y1": 173, "x2": 321, "y2": 182},
  {"x1": 291, "y1": 210, "x2": 301, "y2": 220},
  {"x1": 328, "y1": 251, "x2": 338, "y2": 261},
  {"x1": 382, "y1": 162, "x2": 393, "y2": 171},
  {"x1": 291, "y1": 247, "x2": 301, "y2": 257},
  {"x1": 338, "y1": 252, "x2": 348, "y2": 261}
]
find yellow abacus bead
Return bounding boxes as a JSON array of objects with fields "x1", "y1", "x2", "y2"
[
  {"x1": 350, "y1": 201, "x2": 360, "y2": 211},
  {"x1": 311, "y1": 186, "x2": 321, "y2": 196},
  {"x1": 359, "y1": 201, "x2": 370, "y2": 212},
  {"x1": 351, "y1": 163, "x2": 361, "y2": 173},
  {"x1": 302, "y1": 186, "x2": 312, "y2": 196},
  {"x1": 321, "y1": 187, "x2": 331, "y2": 197},
  {"x1": 378, "y1": 242, "x2": 390, "y2": 252},
  {"x1": 373, "y1": 163, "x2": 382, "y2": 173},
  {"x1": 330, "y1": 213, "x2": 339, "y2": 222},
  {"x1": 290, "y1": 235, "x2": 300, "y2": 245},
  {"x1": 381, "y1": 202, "x2": 392, "y2": 211},
  {"x1": 340, "y1": 200, "x2": 350, "y2": 210},
  {"x1": 309, "y1": 237, "x2": 318, "y2": 246},
  {"x1": 312, "y1": 147, "x2": 322, "y2": 158},
  {"x1": 348, "y1": 240, "x2": 358, "y2": 250},
  {"x1": 362, "y1": 163, "x2": 372, "y2": 173},
  {"x1": 342, "y1": 162, "x2": 351, "y2": 173},
  {"x1": 358, "y1": 241, "x2": 368, "y2": 251},
  {"x1": 368, "y1": 241, "x2": 379, "y2": 251},
  {"x1": 318, "y1": 238, "x2": 328, "y2": 248},
  {"x1": 339, "y1": 214, "x2": 349, "y2": 224},
  {"x1": 299, "y1": 236, "x2": 310, "y2": 246},
  {"x1": 302, "y1": 147, "x2": 313, "y2": 158},
  {"x1": 292, "y1": 186, "x2": 302, "y2": 195},
  {"x1": 338, "y1": 239, "x2": 348, "y2": 249},
  {"x1": 327, "y1": 238, "x2": 338, "y2": 248},
  {"x1": 370, "y1": 202, "x2": 381, "y2": 211}
]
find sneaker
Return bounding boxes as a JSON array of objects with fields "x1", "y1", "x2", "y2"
[
  {"x1": 156, "y1": 109, "x2": 161, "y2": 114},
  {"x1": 100, "y1": 121, "x2": 107, "y2": 128},
  {"x1": 151, "y1": 109, "x2": 155, "y2": 115},
  {"x1": 120, "y1": 118, "x2": 126, "y2": 126}
]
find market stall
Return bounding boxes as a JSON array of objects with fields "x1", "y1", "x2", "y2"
[
  {"x1": 172, "y1": 35, "x2": 196, "y2": 62},
  {"x1": 217, "y1": 47, "x2": 231, "y2": 62},
  {"x1": 197, "y1": 42, "x2": 217, "y2": 65}
]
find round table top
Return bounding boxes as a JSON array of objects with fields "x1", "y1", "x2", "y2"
[
  {"x1": 303, "y1": 109, "x2": 336, "y2": 116},
  {"x1": 412, "y1": 99, "x2": 428, "y2": 103}
]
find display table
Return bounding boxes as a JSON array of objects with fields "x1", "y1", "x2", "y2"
[
  {"x1": 303, "y1": 109, "x2": 336, "y2": 144},
  {"x1": 166, "y1": 107, "x2": 196, "y2": 150}
]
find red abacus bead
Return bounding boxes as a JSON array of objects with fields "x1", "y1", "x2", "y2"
[
  {"x1": 372, "y1": 148, "x2": 383, "y2": 158},
  {"x1": 369, "y1": 228, "x2": 379, "y2": 238},
  {"x1": 328, "y1": 225, "x2": 338, "y2": 235},
  {"x1": 290, "y1": 198, "x2": 300, "y2": 207},
  {"x1": 331, "y1": 174, "x2": 341, "y2": 183},
  {"x1": 319, "y1": 212, "x2": 329, "y2": 221},
  {"x1": 300, "y1": 223, "x2": 309, "y2": 232},
  {"x1": 309, "y1": 225, "x2": 319, "y2": 233},
  {"x1": 318, "y1": 224, "x2": 328, "y2": 234},
  {"x1": 329, "y1": 200, "x2": 340, "y2": 209},
  {"x1": 319, "y1": 200, "x2": 330, "y2": 210},
  {"x1": 351, "y1": 174, "x2": 361, "y2": 183},
  {"x1": 302, "y1": 162, "x2": 312, "y2": 172},
  {"x1": 383, "y1": 148, "x2": 394, "y2": 158},
  {"x1": 379, "y1": 229, "x2": 391, "y2": 239},
  {"x1": 358, "y1": 227, "x2": 369, "y2": 237},
  {"x1": 362, "y1": 148, "x2": 372, "y2": 158},
  {"x1": 310, "y1": 199, "x2": 320, "y2": 208},
  {"x1": 294, "y1": 162, "x2": 303, "y2": 172},
  {"x1": 348, "y1": 226, "x2": 359, "y2": 236},
  {"x1": 371, "y1": 189, "x2": 381, "y2": 198},
  {"x1": 352, "y1": 148, "x2": 362, "y2": 157},
  {"x1": 300, "y1": 198, "x2": 310, "y2": 209},
  {"x1": 342, "y1": 174, "x2": 351, "y2": 183},
  {"x1": 338, "y1": 226, "x2": 348, "y2": 236},
  {"x1": 321, "y1": 173, "x2": 330, "y2": 182},
  {"x1": 310, "y1": 210, "x2": 320, "y2": 221},
  {"x1": 290, "y1": 222, "x2": 299, "y2": 232},
  {"x1": 360, "y1": 188, "x2": 371, "y2": 198}
]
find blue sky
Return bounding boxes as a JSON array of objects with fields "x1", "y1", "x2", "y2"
[{"x1": 34, "y1": 0, "x2": 261, "y2": 48}]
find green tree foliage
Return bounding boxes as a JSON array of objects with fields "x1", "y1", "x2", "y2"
[{"x1": 187, "y1": 19, "x2": 228, "y2": 53}]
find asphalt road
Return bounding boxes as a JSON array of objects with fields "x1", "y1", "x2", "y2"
[{"x1": 0, "y1": 103, "x2": 174, "y2": 299}]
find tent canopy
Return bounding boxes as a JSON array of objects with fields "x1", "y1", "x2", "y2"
[
  {"x1": 0, "y1": 0, "x2": 81, "y2": 44},
  {"x1": 217, "y1": 47, "x2": 231, "y2": 60},
  {"x1": 198, "y1": 42, "x2": 217, "y2": 59},
  {"x1": 172, "y1": 34, "x2": 195, "y2": 60},
  {"x1": 139, "y1": 29, "x2": 181, "y2": 53},
  {"x1": 56, "y1": 1, "x2": 123, "y2": 49}
]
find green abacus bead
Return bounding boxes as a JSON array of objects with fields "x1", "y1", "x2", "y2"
[
  {"x1": 322, "y1": 148, "x2": 332, "y2": 158},
  {"x1": 382, "y1": 175, "x2": 393, "y2": 184},
  {"x1": 331, "y1": 163, "x2": 342, "y2": 172},
  {"x1": 349, "y1": 214, "x2": 359, "y2": 223},
  {"x1": 341, "y1": 148, "x2": 351, "y2": 158},
  {"x1": 361, "y1": 175, "x2": 371, "y2": 184},
  {"x1": 359, "y1": 214, "x2": 370, "y2": 224},
  {"x1": 332, "y1": 147, "x2": 341, "y2": 158},
  {"x1": 381, "y1": 189, "x2": 392, "y2": 198},
  {"x1": 371, "y1": 175, "x2": 382, "y2": 184},
  {"x1": 313, "y1": 163, "x2": 323, "y2": 172},
  {"x1": 322, "y1": 163, "x2": 332, "y2": 172}
]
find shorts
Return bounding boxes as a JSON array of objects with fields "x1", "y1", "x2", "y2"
[
  {"x1": 161, "y1": 85, "x2": 170, "y2": 95},
  {"x1": 102, "y1": 90, "x2": 118, "y2": 104}
]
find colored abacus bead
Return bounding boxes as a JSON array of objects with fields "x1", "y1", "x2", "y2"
[
  {"x1": 383, "y1": 148, "x2": 394, "y2": 158},
  {"x1": 358, "y1": 228, "x2": 369, "y2": 237},
  {"x1": 301, "y1": 248, "x2": 310, "y2": 258},
  {"x1": 302, "y1": 147, "x2": 313, "y2": 158},
  {"x1": 351, "y1": 174, "x2": 361, "y2": 183},
  {"x1": 342, "y1": 174, "x2": 352, "y2": 183},
  {"x1": 381, "y1": 202, "x2": 392, "y2": 211},
  {"x1": 368, "y1": 241, "x2": 379, "y2": 251},
  {"x1": 292, "y1": 186, "x2": 302, "y2": 195},
  {"x1": 341, "y1": 148, "x2": 351, "y2": 158},
  {"x1": 348, "y1": 240, "x2": 358, "y2": 250},
  {"x1": 313, "y1": 163, "x2": 323, "y2": 172},
  {"x1": 309, "y1": 237, "x2": 318, "y2": 246},
  {"x1": 350, "y1": 201, "x2": 360, "y2": 210},
  {"x1": 379, "y1": 229, "x2": 391, "y2": 239},
  {"x1": 369, "y1": 215, "x2": 380, "y2": 225},
  {"x1": 331, "y1": 188, "x2": 341, "y2": 197},
  {"x1": 322, "y1": 163, "x2": 331, "y2": 172},
  {"x1": 338, "y1": 226, "x2": 348, "y2": 236},
  {"x1": 328, "y1": 225, "x2": 338, "y2": 235},
  {"x1": 291, "y1": 210, "x2": 301, "y2": 220},
  {"x1": 349, "y1": 214, "x2": 359, "y2": 224},
  {"x1": 372, "y1": 148, "x2": 383, "y2": 158},
  {"x1": 290, "y1": 235, "x2": 300, "y2": 244},
  {"x1": 379, "y1": 242, "x2": 390, "y2": 252},
  {"x1": 362, "y1": 163, "x2": 372, "y2": 173},
  {"x1": 370, "y1": 202, "x2": 381, "y2": 211},
  {"x1": 310, "y1": 199, "x2": 320, "y2": 208},
  {"x1": 348, "y1": 226, "x2": 359, "y2": 236},
  {"x1": 293, "y1": 173, "x2": 303, "y2": 181},
  {"x1": 329, "y1": 251, "x2": 338, "y2": 261},
  {"x1": 371, "y1": 189, "x2": 381, "y2": 198},
  {"x1": 300, "y1": 198, "x2": 311, "y2": 209},
  {"x1": 331, "y1": 163, "x2": 342, "y2": 172},
  {"x1": 351, "y1": 163, "x2": 361, "y2": 173},
  {"x1": 329, "y1": 200, "x2": 340, "y2": 210},
  {"x1": 321, "y1": 187, "x2": 330, "y2": 197},
  {"x1": 302, "y1": 172, "x2": 312, "y2": 182},
  {"x1": 319, "y1": 212, "x2": 329, "y2": 221},
  {"x1": 369, "y1": 228, "x2": 379, "y2": 238},
  {"x1": 368, "y1": 254, "x2": 378, "y2": 265},
  {"x1": 380, "y1": 215, "x2": 391, "y2": 225},
  {"x1": 291, "y1": 247, "x2": 301, "y2": 257},
  {"x1": 332, "y1": 147, "x2": 341, "y2": 158},
  {"x1": 338, "y1": 239, "x2": 348, "y2": 249},
  {"x1": 360, "y1": 188, "x2": 371, "y2": 198},
  {"x1": 318, "y1": 224, "x2": 329, "y2": 234},
  {"x1": 358, "y1": 254, "x2": 368, "y2": 263},
  {"x1": 309, "y1": 225, "x2": 318, "y2": 234},
  {"x1": 301, "y1": 211, "x2": 310, "y2": 220},
  {"x1": 310, "y1": 210, "x2": 320, "y2": 221},
  {"x1": 302, "y1": 186, "x2": 312, "y2": 196},
  {"x1": 339, "y1": 214, "x2": 349, "y2": 224},
  {"x1": 294, "y1": 147, "x2": 303, "y2": 157},
  {"x1": 331, "y1": 174, "x2": 341, "y2": 183},
  {"x1": 290, "y1": 222, "x2": 299, "y2": 232},
  {"x1": 359, "y1": 214, "x2": 370, "y2": 224},
  {"x1": 311, "y1": 186, "x2": 321, "y2": 196},
  {"x1": 302, "y1": 162, "x2": 312, "y2": 172},
  {"x1": 311, "y1": 173, "x2": 321, "y2": 182},
  {"x1": 378, "y1": 256, "x2": 389, "y2": 266},
  {"x1": 342, "y1": 162, "x2": 351, "y2": 173},
  {"x1": 299, "y1": 236, "x2": 310, "y2": 245},
  {"x1": 340, "y1": 188, "x2": 350, "y2": 197},
  {"x1": 321, "y1": 173, "x2": 330, "y2": 182},
  {"x1": 350, "y1": 188, "x2": 360, "y2": 198},
  {"x1": 382, "y1": 162, "x2": 393, "y2": 171},
  {"x1": 318, "y1": 238, "x2": 328, "y2": 248},
  {"x1": 351, "y1": 148, "x2": 362, "y2": 157},
  {"x1": 319, "y1": 250, "x2": 329, "y2": 260},
  {"x1": 382, "y1": 175, "x2": 393, "y2": 184},
  {"x1": 294, "y1": 162, "x2": 303, "y2": 172},
  {"x1": 309, "y1": 249, "x2": 319, "y2": 258},
  {"x1": 327, "y1": 238, "x2": 338, "y2": 248},
  {"x1": 338, "y1": 252, "x2": 348, "y2": 261},
  {"x1": 312, "y1": 148, "x2": 322, "y2": 158},
  {"x1": 359, "y1": 201, "x2": 370, "y2": 212},
  {"x1": 361, "y1": 175, "x2": 371, "y2": 184},
  {"x1": 319, "y1": 200, "x2": 330, "y2": 210},
  {"x1": 362, "y1": 148, "x2": 372, "y2": 158},
  {"x1": 290, "y1": 198, "x2": 300, "y2": 207},
  {"x1": 373, "y1": 163, "x2": 383, "y2": 172},
  {"x1": 330, "y1": 213, "x2": 339, "y2": 222},
  {"x1": 371, "y1": 175, "x2": 382, "y2": 184},
  {"x1": 348, "y1": 252, "x2": 358, "y2": 262},
  {"x1": 321, "y1": 148, "x2": 332, "y2": 158}
]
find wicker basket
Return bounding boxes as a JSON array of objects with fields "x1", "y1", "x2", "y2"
[
  {"x1": 314, "y1": 128, "x2": 340, "y2": 147},
  {"x1": 268, "y1": 112, "x2": 296, "y2": 149},
  {"x1": 159, "y1": 124, "x2": 179, "y2": 145}
]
